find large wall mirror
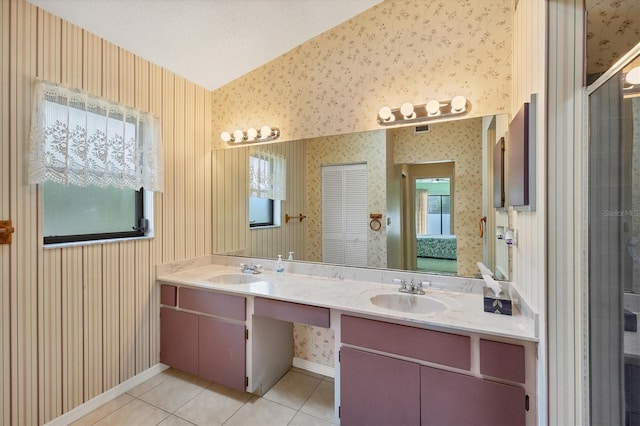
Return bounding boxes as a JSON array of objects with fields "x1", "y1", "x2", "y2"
[{"x1": 212, "y1": 114, "x2": 512, "y2": 280}]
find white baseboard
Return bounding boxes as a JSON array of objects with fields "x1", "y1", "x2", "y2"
[
  {"x1": 45, "y1": 363, "x2": 169, "y2": 426},
  {"x1": 292, "y1": 357, "x2": 334, "y2": 378}
]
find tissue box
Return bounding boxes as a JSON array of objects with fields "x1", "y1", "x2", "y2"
[{"x1": 483, "y1": 287, "x2": 513, "y2": 316}]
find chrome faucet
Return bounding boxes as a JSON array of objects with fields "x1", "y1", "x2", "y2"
[
  {"x1": 394, "y1": 278, "x2": 425, "y2": 295},
  {"x1": 240, "y1": 263, "x2": 262, "y2": 274}
]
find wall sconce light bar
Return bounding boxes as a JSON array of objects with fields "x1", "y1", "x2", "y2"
[
  {"x1": 221, "y1": 126, "x2": 280, "y2": 145},
  {"x1": 377, "y1": 96, "x2": 471, "y2": 126}
]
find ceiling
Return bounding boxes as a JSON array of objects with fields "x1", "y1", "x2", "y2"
[{"x1": 27, "y1": 0, "x2": 381, "y2": 91}]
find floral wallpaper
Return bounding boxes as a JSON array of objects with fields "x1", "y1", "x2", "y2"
[
  {"x1": 586, "y1": 0, "x2": 640, "y2": 75},
  {"x1": 304, "y1": 131, "x2": 387, "y2": 267},
  {"x1": 212, "y1": 0, "x2": 512, "y2": 369},
  {"x1": 210, "y1": 0, "x2": 512, "y2": 147},
  {"x1": 392, "y1": 118, "x2": 484, "y2": 277}
]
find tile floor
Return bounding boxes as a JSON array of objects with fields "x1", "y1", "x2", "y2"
[{"x1": 70, "y1": 367, "x2": 337, "y2": 426}]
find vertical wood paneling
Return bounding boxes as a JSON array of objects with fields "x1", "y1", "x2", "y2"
[
  {"x1": 1, "y1": 2, "x2": 11, "y2": 424},
  {"x1": 10, "y1": 2, "x2": 39, "y2": 424},
  {"x1": 546, "y1": 1, "x2": 586, "y2": 425},
  {"x1": 162, "y1": 70, "x2": 175, "y2": 263},
  {"x1": 102, "y1": 243, "x2": 120, "y2": 390},
  {"x1": 61, "y1": 246, "x2": 83, "y2": 411},
  {"x1": 41, "y1": 249, "x2": 62, "y2": 421},
  {"x1": 119, "y1": 242, "x2": 135, "y2": 381},
  {"x1": 83, "y1": 245, "x2": 103, "y2": 400},
  {"x1": 511, "y1": 2, "x2": 548, "y2": 424},
  {"x1": 0, "y1": 1, "x2": 206, "y2": 423},
  {"x1": 173, "y1": 77, "x2": 186, "y2": 260}
]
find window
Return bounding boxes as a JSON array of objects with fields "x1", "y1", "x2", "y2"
[
  {"x1": 28, "y1": 80, "x2": 163, "y2": 245},
  {"x1": 427, "y1": 195, "x2": 451, "y2": 235},
  {"x1": 43, "y1": 183, "x2": 147, "y2": 244},
  {"x1": 248, "y1": 149, "x2": 286, "y2": 228}
]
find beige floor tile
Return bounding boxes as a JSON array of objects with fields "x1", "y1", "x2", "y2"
[
  {"x1": 138, "y1": 373, "x2": 210, "y2": 413},
  {"x1": 300, "y1": 381, "x2": 335, "y2": 423},
  {"x1": 173, "y1": 383, "x2": 251, "y2": 426},
  {"x1": 263, "y1": 370, "x2": 321, "y2": 410},
  {"x1": 288, "y1": 411, "x2": 338, "y2": 426},
  {"x1": 127, "y1": 370, "x2": 173, "y2": 398},
  {"x1": 224, "y1": 397, "x2": 297, "y2": 426},
  {"x1": 93, "y1": 399, "x2": 169, "y2": 426},
  {"x1": 71, "y1": 394, "x2": 134, "y2": 426},
  {"x1": 290, "y1": 367, "x2": 324, "y2": 380},
  {"x1": 157, "y1": 414, "x2": 196, "y2": 426}
]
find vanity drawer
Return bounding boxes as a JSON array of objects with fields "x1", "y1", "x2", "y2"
[
  {"x1": 179, "y1": 287, "x2": 246, "y2": 321},
  {"x1": 479, "y1": 339, "x2": 525, "y2": 383},
  {"x1": 160, "y1": 284, "x2": 177, "y2": 306},
  {"x1": 341, "y1": 315, "x2": 470, "y2": 370},
  {"x1": 254, "y1": 297, "x2": 330, "y2": 328}
]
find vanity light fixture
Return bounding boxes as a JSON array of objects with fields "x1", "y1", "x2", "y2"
[
  {"x1": 625, "y1": 66, "x2": 640, "y2": 85},
  {"x1": 377, "y1": 96, "x2": 471, "y2": 126},
  {"x1": 220, "y1": 126, "x2": 281, "y2": 145}
]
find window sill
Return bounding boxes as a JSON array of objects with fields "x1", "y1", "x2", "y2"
[
  {"x1": 44, "y1": 234, "x2": 154, "y2": 249},
  {"x1": 250, "y1": 225, "x2": 282, "y2": 230}
]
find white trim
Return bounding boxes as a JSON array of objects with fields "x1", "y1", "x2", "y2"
[
  {"x1": 292, "y1": 357, "x2": 335, "y2": 378},
  {"x1": 44, "y1": 363, "x2": 169, "y2": 426},
  {"x1": 586, "y1": 41, "x2": 640, "y2": 95}
]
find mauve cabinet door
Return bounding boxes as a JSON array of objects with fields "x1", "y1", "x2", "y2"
[
  {"x1": 160, "y1": 307, "x2": 199, "y2": 376},
  {"x1": 421, "y1": 366, "x2": 525, "y2": 426},
  {"x1": 340, "y1": 347, "x2": 420, "y2": 426},
  {"x1": 199, "y1": 316, "x2": 246, "y2": 391}
]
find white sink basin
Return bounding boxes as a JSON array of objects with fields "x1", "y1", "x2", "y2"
[
  {"x1": 207, "y1": 273, "x2": 263, "y2": 285},
  {"x1": 370, "y1": 293, "x2": 446, "y2": 314}
]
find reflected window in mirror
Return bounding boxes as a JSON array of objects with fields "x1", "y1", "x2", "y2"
[
  {"x1": 248, "y1": 149, "x2": 286, "y2": 228},
  {"x1": 249, "y1": 196, "x2": 277, "y2": 227}
]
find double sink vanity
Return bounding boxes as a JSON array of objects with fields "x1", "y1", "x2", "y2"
[{"x1": 156, "y1": 255, "x2": 538, "y2": 425}]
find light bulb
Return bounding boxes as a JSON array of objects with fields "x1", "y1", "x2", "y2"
[
  {"x1": 221, "y1": 131, "x2": 232, "y2": 142},
  {"x1": 426, "y1": 100, "x2": 441, "y2": 116},
  {"x1": 626, "y1": 66, "x2": 640, "y2": 85},
  {"x1": 246, "y1": 127, "x2": 258, "y2": 141},
  {"x1": 400, "y1": 102, "x2": 415, "y2": 119},
  {"x1": 451, "y1": 95, "x2": 466, "y2": 113},
  {"x1": 233, "y1": 129, "x2": 245, "y2": 143},
  {"x1": 378, "y1": 106, "x2": 394, "y2": 122},
  {"x1": 260, "y1": 126, "x2": 272, "y2": 139}
]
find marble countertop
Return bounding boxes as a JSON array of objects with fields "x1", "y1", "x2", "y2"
[{"x1": 157, "y1": 258, "x2": 537, "y2": 342}]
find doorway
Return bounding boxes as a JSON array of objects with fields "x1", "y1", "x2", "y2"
[{"x1": 402, "y1": 162, "x2": 456, "y2": 274}]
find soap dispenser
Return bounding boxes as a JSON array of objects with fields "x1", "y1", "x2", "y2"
[
  {"x1": 275, "y1": 255, "x2": 285, "y2": 274},
  {"x1": 288, "y1": 252, "x2": 294, "y2": 261}
]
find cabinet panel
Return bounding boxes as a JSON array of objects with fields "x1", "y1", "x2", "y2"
[
  {"x1": 179, "y1": 287, "x2": 245, "y2": 320},
  {"x1": 160, "y1": 284, "x2": 177, "y2": 306},
  {"x1": 480, "y1": 339, "x2": 525, "y2": 383},
  {"x1": 341, "y1": 315, "x2": 470, "y2": 370},
  {"x1": 254, "y1": 297, "x2": 330, "y2": 327},
  {"x1": 199, "y1": 316, "x2": 246, "y2": 391},
  {"x1": 340, "y1": 347, "x2": 420, "y2": 426},
  {"x1": 421, "y1": 366, "x2": 525, "y2": 426},
  {"x1": 160, "y1": 307, "x2": 198, "y2": 376}
]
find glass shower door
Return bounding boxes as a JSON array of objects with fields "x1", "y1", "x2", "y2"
[{"x1": 589, "y1": 54, "x2": 640, "y2": 426}]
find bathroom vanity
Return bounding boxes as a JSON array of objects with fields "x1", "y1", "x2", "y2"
[{"x1": 156, "y1": 257, "x2": 537, "y2": 425}]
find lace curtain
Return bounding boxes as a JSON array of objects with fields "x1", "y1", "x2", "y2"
[
  {"x1": 249, "y1": 148, "x2": 286, "y2": 201},
  {"x1": 28, "y1": 80, "x2": 164, "y2": 192}
]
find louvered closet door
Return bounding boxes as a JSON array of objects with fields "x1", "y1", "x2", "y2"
[{"x1": 322, "y1": 164, "x2": 367, "y2": 266}]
